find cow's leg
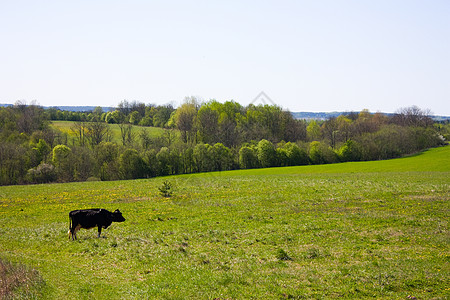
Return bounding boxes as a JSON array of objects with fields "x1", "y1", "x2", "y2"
[
  {"x1": 98, "y1": 226, "x2": 102, "y2": 238},
  {"x1": 69, "y1": 225, "x2": 76, "y2": 240},
  {"x1": 73, "y1": 224, "x2": 81, "y2": 240}
]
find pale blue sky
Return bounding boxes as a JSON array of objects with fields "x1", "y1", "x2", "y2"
[{"x1": 1, "y1": 0, "x2": 449, "y2": 115}]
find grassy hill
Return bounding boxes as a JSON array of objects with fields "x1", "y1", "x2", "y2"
[{"x1": 0, "y1": 146, "x2": 448, "y2": 299}]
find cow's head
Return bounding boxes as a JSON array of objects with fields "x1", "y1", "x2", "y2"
[{"x1": 112, "y1": 209, "x2": 126, "y2": 222}]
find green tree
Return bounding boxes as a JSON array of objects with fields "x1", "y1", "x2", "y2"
[
  {"x1": 281, "y1": 111, "x2": 307, "y2": 142},
  {"x1": 309, "y1": 141, "x2": 337, "y2": 165},
  {"x1": 52, "y1": 144, "x2": 73, "y2": 181},
  {"x1": 309, "y1": 141, "x2": 324, "y2": 165},
  {"x1": 156, "y1": 147, "x2": 171, "y2": 176},
  {"x1": 0, "y1": 143, "x2": 28, "y2": 185},
  {"x1": 175, "y1": 98, "x2": 198, "y2": 143},
  {"x1": 196, "y1": 105, "x2": 219, "y2": 144},
  {"x1": 168, "y1": 148, "x2": 182, "y2": 175},
  {"x1": 93, "y1": 106, "x2": 103, "y2": 116},
  {"x1": 95, "y1": 142, "x2": 120, "y2": 181},
  {"x1": 139, "y1": 128, "x2": 152, "y2": 150},
  {"x1": 336, "y1": 115, "x2": 352, "y2": 142},
  {"x1": 209, "y1": 143, "x2": 234, "y2": 171},
  {"x1": 193, "y1": 143, "x2": 213, "y2": 172},
  {"x1": 352, "y1": 109, "x2": 378, "y2": 135},
  {"x1": 283, "y1": 142, "x2": 309, "y2": 166},
  {"x1": 306, "y1": 120, "x2": 321, "y2": 141},
  {"x1": 72, "y1": 146, "x2": 95, "y2": 181},
  {"x1": 257, "y1": 139, "x2": 277, "y2": 168},
  {"x1": 239, "y1": 145, "x2": 259, "y2": 169},
  {"x1": 119, "y1": 149, "x2": 146, "y2": 179},
  {"x1": 142, "y1": 149, "x2": 158, "y2": 178},
  {"x1": 179, "y1": 146, "x2": 194, "y2": 174},
  {"x1": 31, "y1": 139, "x2": 51, "y2": 166},
  {"x1": 276, "y1": 147, "x2": 289, "y2": 167},
  {"x1": 129, "y1": 111, "x2": 142, "y2": 125},
  {"x1": 337, "y1": 140, "x2": 361, "y2": 162},
  {"x1": 153, "y1": 105, "x2": 175, "y2": 127},
  {"x1": 218, "y1": 113, "x2": 238, "y2": 147},
  {"x1": 105, "y1": 110, "x2": 124, "y2": 124}
]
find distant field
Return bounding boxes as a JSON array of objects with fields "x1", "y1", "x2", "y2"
[
  {"x1": 50, "y1": 121, "x2": 168, "y2": 144},
  {"x1": 0, "y1": 146, "x2": 448, "y2": 299}
]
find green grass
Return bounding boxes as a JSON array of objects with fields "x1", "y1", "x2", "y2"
[
  {"x1": 50, "y1": 121, "x2": 168, "y2": 144},
  {"x1": 0, "y1": 146, "x2": 449, "y2": 299}
]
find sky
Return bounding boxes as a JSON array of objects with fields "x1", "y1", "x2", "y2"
[{"x1": 1, "y1": 0, "x2": 449, "y2": 115}]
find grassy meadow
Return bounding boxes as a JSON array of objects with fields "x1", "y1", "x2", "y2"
[
  {"x1": 50, "y1": 121, "x2": 168, "y2": 144},
  {"x1": 0, "y1": 146, "x2": 449, "y2": 299}
]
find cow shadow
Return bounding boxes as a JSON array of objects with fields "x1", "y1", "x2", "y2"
[{"x1": 73, "y1": 235, "x2": 109, "y2": 241}]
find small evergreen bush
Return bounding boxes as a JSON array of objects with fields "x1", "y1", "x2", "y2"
[{"x1": 158, "y1": 181, "x2": 173, "y2": 197}]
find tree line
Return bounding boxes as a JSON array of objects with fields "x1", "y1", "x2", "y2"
[{"x1": 0, "y1": 100, "x2": 447, "y2": 185}]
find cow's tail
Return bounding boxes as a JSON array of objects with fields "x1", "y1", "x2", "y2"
[{"x1": 68, "y1": 215, "x2": 72, "y2": 240}]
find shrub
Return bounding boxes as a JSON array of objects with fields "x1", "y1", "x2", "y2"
[
  {"x1": 26, "y1": 163, "x2": 57, "y2": 184},
  {"x1": 86, "y1": 177, "x2": 101, "y2": 182}
]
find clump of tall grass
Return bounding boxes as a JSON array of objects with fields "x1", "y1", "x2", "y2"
[
  {"x1": 0, "y1": 258, "x2": 45, "y2": 299},
  {"x1": 276, "y1": 248, "x2": 292, "y2": 261}
]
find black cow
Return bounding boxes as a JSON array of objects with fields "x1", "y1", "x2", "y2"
[{"x1": 68, "y1": 209, "x2": 125, "y2": 240}]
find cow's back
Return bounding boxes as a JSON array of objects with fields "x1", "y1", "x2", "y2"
[{"x1": 70, "y1": 209, "x2": 105, "y2": 229}]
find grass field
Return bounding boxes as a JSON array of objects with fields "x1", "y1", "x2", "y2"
[
  {"x1": 0, "y1": 146, "x2": 449, "y2": 299},
  {"x1": 50, "y1": 121, "x2": 168, "y2": 145}
]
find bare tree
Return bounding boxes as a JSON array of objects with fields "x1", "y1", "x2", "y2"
[
  {"x1": 118, "y1": 122, "x2": 135, "y2": 146},
  {"x1": 70, "y1": 122, "x2": 87, "y2": 146},
  {"x1": 322, "y1": 117, "x2": 339, "y2": 149},
  {"x1": 15, "y1": 101, "x2": 47, "y2": 134},
  {"x1": 85, "y1": 120, "x2": 112, "y2": 147},
  {"x1": 392, "y1": 106, "x2": 433, "y2": 127}
]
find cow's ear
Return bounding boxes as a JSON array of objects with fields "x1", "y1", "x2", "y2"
[{"x1": 115, "y1": 209, "x2": 121, "y2": 213}]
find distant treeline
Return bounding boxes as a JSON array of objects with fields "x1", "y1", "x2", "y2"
[{"x1": 0, "y1": 100, "x2": 448, "y2": 185}]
